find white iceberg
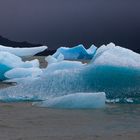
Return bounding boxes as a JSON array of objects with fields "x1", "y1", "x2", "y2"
[
  {"x1": 53, "y1": 44, "x2": 97, "y2": 60},
  {"x1": 36, "y1": 92, "x2": 106, "y2": 109},
  {"x1": 0, "y1": 45, "x2": 47, "y2": 57},
  {"x1": 91, "y1": 42, "x2": 140, "y2": 68}
]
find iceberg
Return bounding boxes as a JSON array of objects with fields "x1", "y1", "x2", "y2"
[
  {"x1": 83, "y1": 43, "x2": 140, "y2": 99},
  {"x1": 35, "y1": 92, "x2": 106, "y2": 109},
  {"x1": 0, "y1": 43, "x2": 140, "y2": 105},
  {"x1": 53, "y1": 44, "x2": 97, "y2": 60},
  {"x1": 0, "y1": 45, "x2": 47, "y2": 57},
  {"x1": 91, "y1": 43, "x2": 140, "y2": 68},
  {"x1": 0, "y1": 51, "x2": 40, "y2": 80}
]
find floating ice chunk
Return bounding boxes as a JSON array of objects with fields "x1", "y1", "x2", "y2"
[
  {"x1": 92, "y1": 43, "x2": 140, "y2": 68},
  {"x1": 36, "y1": 92, "x2": 106, "y2": 109},
  {"x1": 0, "y1": 51, "x2": 40, "y2": 80},
  {"x1": 5, "y1": 67, "x2": 43, "y2": 79},
  {"x1": 53, "y1": 44, "x2": 97, "y2": 60},
  {"x1": 0, "y1": 45, "x2": 47, "y2": 57}
]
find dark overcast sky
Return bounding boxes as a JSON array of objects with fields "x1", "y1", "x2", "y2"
[{"x1": 0, "y1": 0, "x2": 140, "y2": 51}]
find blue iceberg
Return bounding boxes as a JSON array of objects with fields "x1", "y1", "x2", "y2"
[{"x1": 53, "y1": 44, "x2": 97, "y2": 60}]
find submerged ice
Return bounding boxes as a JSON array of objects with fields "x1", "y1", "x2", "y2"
[{"x1": 0, "y1": 43, "x2": 140, "y2": 108}]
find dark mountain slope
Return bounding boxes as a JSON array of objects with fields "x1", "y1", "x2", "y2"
[{"x1": 0, "y1": 35, "x2": 55, "y2": 55}]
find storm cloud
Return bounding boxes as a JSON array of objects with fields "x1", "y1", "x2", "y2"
[{"x1": 0, "y1": 0, "x2": 140, "y2": 51}]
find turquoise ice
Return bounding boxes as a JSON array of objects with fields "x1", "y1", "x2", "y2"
[
  {"x1": 0, "y1": 51, "x2": 40, "y2": 80},
  {"x1": 53, "y1": 44, "x2": 97, "y2": 60}
]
